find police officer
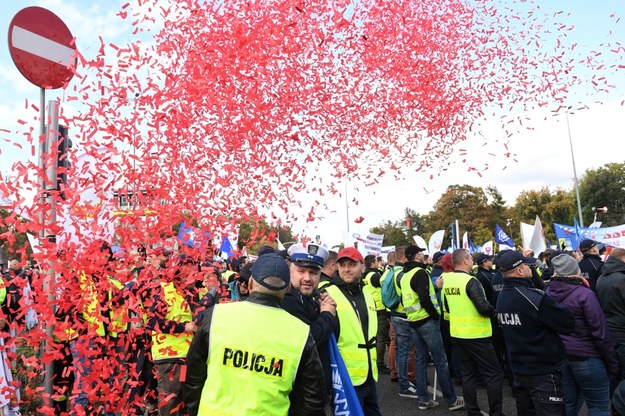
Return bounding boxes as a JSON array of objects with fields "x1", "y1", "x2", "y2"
[
  {"x1": 496, "y1": 250, "x2": 574, "y2": 416},
  {"x1": 442, "y1": 249, "x2": 503, "y2": 416},
  {"x1": 282, "y1": 243, "x2": 337, "y2": 409},
  {"x1": 324, "y1": 247, "x2": 381, "y2": 415},
  {"x1": 183, "y1": 253, "x2": 325, "y2": 415},
  {"x1": 578, "y1": 239, "x2": 604, "y2": 291}
]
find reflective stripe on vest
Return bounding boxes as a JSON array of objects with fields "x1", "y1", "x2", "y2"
[
  {"x1": 363, "y1": 271, "x2": 385, "y2": 311},
  {"x1": 442, "y1": 272, "x2": 491, "y2": 339},
  {"x1": 400, "y1": 267, "x2": 438, "y2": 322},
  {"x1": 151, "y1": 281, "x2": 194, "y2": 361},
  {"x1": 199, "y1": 301, "x2": 310, "y2": 416},
  {"x1": 325, "y1": 284, "x2": 378, "y2": 386}
]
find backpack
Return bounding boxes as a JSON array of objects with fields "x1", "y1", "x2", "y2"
[{"x1": 381, "y1": 266, "x2": 404, "y2": 310}]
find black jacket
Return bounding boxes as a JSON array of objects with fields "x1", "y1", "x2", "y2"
[
  {"x1": 596, "y1": 256, "x2": 625, "y2": 343},
  {"x1": 281, "y1": 287, "x2": 338, "y2": 395},
  {"x1": 496, "y1": 278, "x2": 574, "y2": 375},
  {"x1": 182, "y1": 292, "x2": 325, "y2": 416},
  {"x1": 475, "y1": 267, "x2": 495, "y2": 306},
  {"x1": 579, "y1": 253, "x2": 604, "y2": 291}
]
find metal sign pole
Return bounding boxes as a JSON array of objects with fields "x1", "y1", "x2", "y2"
[{"x1": 42, "y1": 99, "x2": 59, "y2": 410}]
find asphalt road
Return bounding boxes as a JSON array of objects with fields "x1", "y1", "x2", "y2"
[{"x1": 376, "y1": 367, "x2": 590, "y2": 415}]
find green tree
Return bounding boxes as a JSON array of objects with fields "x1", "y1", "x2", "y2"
[
  {"x1": 0, "y1": 209, "x2": 31, "y2": 263},
  {"x1": 579, "y1": 163, "x2": 625, "y2": 226},
  {"x1": 425, "y1": 185, "x2": 493, "y2": 246},
  {"x1": 370, "y1": 220, "x2": 411, "y2": 247}
]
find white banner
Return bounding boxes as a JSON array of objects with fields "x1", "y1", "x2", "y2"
[
  {"x1": 413, "y1": 235, "x2": 429, "y2": 254},
  {"x1": 360, "y1": 232, "x2": 384, "y2": 256},
  {"x1": 428, "y1": 230, "x2": 445, "y2": 255},
  {"x1": 482, "y1": 241, "x2": 493, "y2": 255},
  {"x1": 529, "y1": 215, "x2": 547, "y2": 255},
  {"x1": 520, "y1": 222, "x2": 534, "y2": 249}
]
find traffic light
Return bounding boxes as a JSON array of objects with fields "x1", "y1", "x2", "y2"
[
  {"x1": 57, "y1": 125, "x2": 71, "y2": 200},
  {"x1": 449, "y1": 223, "x2": 457, "y2": 248}
]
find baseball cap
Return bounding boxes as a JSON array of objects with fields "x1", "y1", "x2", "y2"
[
  {"x1": 579, "y1": 239, "x2": 597, "y2": 252},
  {"x1": 238, "y1": 262, "x2": 254, "y2": 283},
  {"x1": 405, "y1": 245, "x2": 427, "y2": 259},
  {"x1": 257, "y1": 245, "x2": 276, "y2": 256},
  {"x1": 288, "y1": 243, "x2": 329, "y2": 269},
  {"x1": 475, "y1": 253, "x2": 494, "y2": 265},
  {"x1": 498, "y1": 250, "x2": 537, "y2": 272},
  {"x1": 250, "y1": 253, "x2": 290, "y2": 291},
  {"x1": 337, "y1": 247, "x2": 364, "y2": 263},
  {"x1": 432, "y1": 251, "x2": 445, "y2": 263}
]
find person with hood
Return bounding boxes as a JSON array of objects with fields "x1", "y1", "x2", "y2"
[
  {"x1": 546, "y1": 253, "x2": 619, "y2": 416},
  {"x1": 596, "y1": 247, "x2": 625, "y2": 379}
]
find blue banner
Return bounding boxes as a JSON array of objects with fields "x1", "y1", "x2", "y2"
[
  {"x1": 219, "y1": 235, "x2": 234, "y2": 258},
  {"x1": 329, "y1": 334, "x2": 364, "y2": 416},
  {"x1": 495, "y1": 224, "x2": 515, "y2": 247}
]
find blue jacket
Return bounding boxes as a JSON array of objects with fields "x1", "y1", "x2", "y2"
[
  {"x1": 546, "y1": 278, "x2": 620, "y2": 378},
  {"x1": 496, "y1": 278, "x2": 574, "y2": 376}
]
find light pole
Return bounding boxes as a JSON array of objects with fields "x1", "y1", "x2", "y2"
[{"x1": 554, "y1": 106, "x2": 585, "y2": 227}]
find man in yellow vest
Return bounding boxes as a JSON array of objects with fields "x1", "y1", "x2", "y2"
[
  {"x1": 362, "y1": 254, "x2": 391, "y2": 375},
  {"x1": 183, "y1": 253, "x2": 325, "y2": 415},
  {"x1": 400, "y1": 245, "x2": 465, "y2": 411},
  {"x1": 442, "y1": 249, "x2": 503, "y2": 416},
  {"x1": 324, "y1": 247, "x2": 381, "y2": 416},
  {"x1": 148, "y1": 256, "x2": 199, "y2": 415}
]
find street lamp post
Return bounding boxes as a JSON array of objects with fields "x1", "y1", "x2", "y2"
[{"x1": 565, "y1": 109, "x2": 585, "y2": 227}]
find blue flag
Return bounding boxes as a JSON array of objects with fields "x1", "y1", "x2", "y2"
[
  {"x1": 573, "y1": 218, "x2": 582, "y2": 248},
  {"x1": 495, "y1": 224, "x2": 515, "y2": 247},
  {"x1": 328, "y1": 334, "x2": 364, "y2": 416},
  {"x1": 219, "y1": 235, "x2": 234, "y2": 258}
]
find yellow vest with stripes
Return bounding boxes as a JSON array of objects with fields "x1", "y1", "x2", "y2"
[
  {"x1": 325, "y1": 284, "x2": 378, "y2": 386},
  {"x1": 199, "y1": 301, "x2": 310, "y2": 416},
  {"x1": 151, "y1": 281, "x2": 194, "y2": 361},
  {"x1": 442, "y1": 272, "x2": 491, "y2": 339},
  {"x1": 400, "y1": 267, "x2": 439, "y2": 322},
  {"x1": 363, "y1": 271, "x2": 385, "y2": 311}
]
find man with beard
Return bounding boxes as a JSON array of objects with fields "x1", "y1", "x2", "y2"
[{"x1": 282, "y1": 243, "x2": 337, "y2": 411}]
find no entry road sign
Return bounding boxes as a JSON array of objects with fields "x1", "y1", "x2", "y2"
[{"x1": 8, "y1": 6, "x2": 77, "y2": 89}]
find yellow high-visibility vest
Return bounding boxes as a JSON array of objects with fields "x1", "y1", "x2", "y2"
[
  {"x1": 400, "y1": 267, "x2": 439, "y2": 322},
  {"x1": 151, "y1": 281, "x2": 194, "y2": 361},
  {"x1": 442, "y1": 272, "x2": 491, "y2": 339},
  {"x1": 199, "y1": 301, "x2": 310, "y2": 416},
  {"x1": 325, "y1": 284, "x2": 378, "y2": 386}
]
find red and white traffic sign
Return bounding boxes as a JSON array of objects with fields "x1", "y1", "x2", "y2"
[{"x1": 8, "y1": 6, "x2": 77, "y2": 89}]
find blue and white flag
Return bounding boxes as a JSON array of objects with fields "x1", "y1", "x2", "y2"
[
  {"x1": 329, "y1": 334, "x2": 364, "y2": 416},
  {"x1": 495, "y1": 224, "x2": 515, "y2": 247},
  {"x1": 219, "y1": 235, "x2": 235, "y2": 258},
  {"x1": 177, "y1": 221, "x2": 211, "y2": 248}
]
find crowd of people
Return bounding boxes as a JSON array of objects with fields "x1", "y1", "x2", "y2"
[{"x1": 1, "y1": 237, "x2": 625, "y2": 415}]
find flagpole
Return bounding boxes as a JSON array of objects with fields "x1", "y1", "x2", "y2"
[{"x1": 345, "y1": 180, "x2": 350, "y2": 233}]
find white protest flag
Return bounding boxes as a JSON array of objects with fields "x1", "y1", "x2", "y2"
[
  {"x1": 482, "y1": 241, "x2": 493, "y2": 255},
  {"x1": 26, "y1": 233, "x2": 41, "y2": 255},
  {"x1": 462, "y1": 232, "x2": 469, "y2": 250},
  {"x1": 277, "y1": 237, "x2": 285, "y2": 251},
  {"x1": 413, "y1": 235, "x2": 429, "y2": 254},
  {"x1": 519, "y1": 222, "x2": 534, "y2": 249},
  {"x1": 529, "y1": 215, "x2": 547, "y2": 255},
  {"x1": 428, "y1": 230, "x2": 445, "y2": 255}
]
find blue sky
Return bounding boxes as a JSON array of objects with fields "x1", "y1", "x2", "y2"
[{"x1": 2, "y1": 0, "x2": 625, "y2": 245}]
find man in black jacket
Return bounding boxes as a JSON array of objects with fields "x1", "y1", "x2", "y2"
[
  {"x1": 597, "y1": 247, "x2": 625, "y2": 378},
  {"x1": 496, "y1": 250, "x2": 574, "y2": 416},
  {"x1": 282, "y1": 243, "x2": 337, "y2": 407},
  {"x1": 578, "y1": 239, "x2": 604, "y2": 291},
  {"x1": 183, "y1": 253, "x2": 325, "y2": 415}
]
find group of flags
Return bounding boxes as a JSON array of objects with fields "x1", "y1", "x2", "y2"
[{"x1": 177, "y1": 221, "x2": 239, "y2": 258}]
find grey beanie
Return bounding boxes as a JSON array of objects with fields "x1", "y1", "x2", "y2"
[{"x1": 551, "y1": 253, "x2": 581, "y2": 277}]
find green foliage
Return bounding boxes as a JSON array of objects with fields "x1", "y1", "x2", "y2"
[
  {"x1": 0, "y1": 208, "x2": 32, "y2": 264},
  {"x1": 579, "y1": 163, "x2": 625, "y2": 226}
]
